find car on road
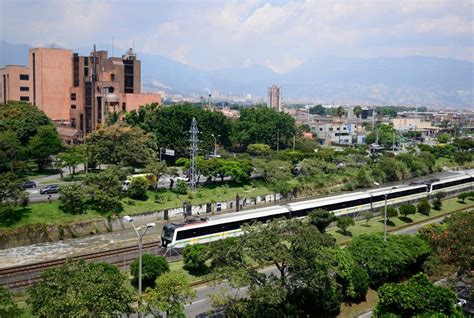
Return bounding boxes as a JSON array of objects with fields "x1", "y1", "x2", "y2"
[
  {"x1": 20, "y1": 180, "x2": 37, "y2": 189},
  {"x1": 40, "y1": 185, "x2": 60, "y2": 194}
]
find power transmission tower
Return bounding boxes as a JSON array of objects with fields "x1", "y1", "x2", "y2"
[{"x1": 189, "y1": 117, "x2": 199, "y2": 191}]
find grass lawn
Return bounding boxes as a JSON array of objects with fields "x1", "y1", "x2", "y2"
[
  {"x1": 0, "y1": 182, "x2": 271, "y2": 231},
  {"x1": 327, "y1": 197, "x2": 474, "y2": 244},
  {"x1": 338, "y1": 288, "x2": 378, "y2": 318}
]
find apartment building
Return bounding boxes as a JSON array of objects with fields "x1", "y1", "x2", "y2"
[
  {"x1": 1, "y1": 46, "x2": 161, "y2": 140},
  {"x1": 267, "y1": 84, "x2": 282, "y2": 112},
  {"x1": 0, "y1": 65, "x2": 32, "y2": 104}
]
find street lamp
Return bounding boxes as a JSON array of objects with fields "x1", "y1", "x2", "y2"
[
  {"x1": 123, "y1": 215, "x2": 156, "y2": 308},
  {"x1": 211, "y1": 133, "x2": 220, "y2": 157},
  {"x1": 373, "y1": 182, "x2": 398, "y2": 241}
]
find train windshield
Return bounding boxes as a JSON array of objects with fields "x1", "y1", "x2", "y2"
[{"x1": 161, "y1": 225, "x2": 175, "y2": 241}]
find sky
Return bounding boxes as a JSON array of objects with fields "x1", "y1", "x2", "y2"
[{"x1": 1, "y1": 0, "x2": 472, "y2": 73}]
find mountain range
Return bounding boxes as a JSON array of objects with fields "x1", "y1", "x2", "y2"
[{"x1": 1, "y1": 41, "x2": 472, "y2": 108}]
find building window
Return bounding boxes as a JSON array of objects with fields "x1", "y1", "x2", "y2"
[
  {"x1": 20, "y1": 74, "x2": 29, "y2": 80},
  {"x1": 84, "y1": 67, "x2": 89, "y2": 77},
  {"x1": 20, "y1": 86, "x2": 29, "y2": 91},
  {"x1": 329, "y1": 128, "x2": 333, "y2": 131},
  {"x1": 111, "y1": 74, "x2": 115, "y2": 81},
  {"x1": 71, "y1": 93, "x2": 76, "y2": 101},
  {"x1": 343, "y1": 127, "x2": 346, "y2": 130},
  {"x1": 319, "y1": 128, "x2": 323, "y2": 131},
  {"x1": 20, "y1": 96, "x2": 29, "y2": 101},
  {"x1": 71, "y1": 104, "x2": 76, "y2": 109},
  {"x1": 122, "y1": 102, "x2": 126, "y2": 112},
  {"x1": 71, "y1": 118, "x2": 77, "y2": 128}
]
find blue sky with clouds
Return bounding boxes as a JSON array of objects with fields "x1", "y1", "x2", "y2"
[{"x1": 1, "y1": 0, "x2": 472, "y2": 73}]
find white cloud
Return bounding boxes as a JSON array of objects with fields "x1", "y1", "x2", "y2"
[{"x1": 1, "y1": 0, "x2": 472, "y2": 70}]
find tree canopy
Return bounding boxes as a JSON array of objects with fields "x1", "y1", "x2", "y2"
[
  {"x1": 28, "y1": 259, "x2": 133, "y2": 317},
  {"x1": 85, "y1": 124, "x2": 157, "y2": 168}
]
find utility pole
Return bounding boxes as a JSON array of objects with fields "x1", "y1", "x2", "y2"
[{"x1": 189, "y1": 118, "x2": 199, "y2": 191}]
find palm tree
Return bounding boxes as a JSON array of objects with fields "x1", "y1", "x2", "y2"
[
  {"x1": 353, "y1": 105, "x2": 363, "y2": 146},
  {"x1": 335, "y1": 106, "x2": 346, "y2": 144}
]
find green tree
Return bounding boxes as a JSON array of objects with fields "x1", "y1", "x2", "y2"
[
  {"x1": 128, "y1": 177, "x2": 149, "y2": 200},
  {"x1": 376, "y1": 106, "x2": 397, "y2": 118},
  {"x1": 419, "y1": 211, "x2": 473, "y2": 280},
  {"x1": 182, "y1": 244, "x2": 209, "y2": 275},
  {"x1": 28, "y1": 259, "x2": 133, "y2": 317},
  {"x1": 130, "y1": 254, "x2": 169, "y2": 290},
  {"x1": 210, "y1": 218, "x2": 339, "y2": 317},
  {"x1": 125, "y1": 103, "x2": 232, "y2": 157},
  {"x1": 57, "y1": 145, "x2": 85, "y2": 177},
  {"x1": 0, "y1": 173, "x2": 21, "y2": 204},
  {"x1": 86, "y1": 124, "x2": 157, "y2": 168},
  {"x1": 366, "y1": 124, "x2": 400, "y2": 149},
  {"x1": 0, "y1": 286, "x2": 22, "y2": 317},
  {"x1": 417, "y1": 198, "x2": 431, "y2": 215},
  {"x1": 336, "y1": 216, "x2": 355, "y2": 235},
  {"x1": 246, "y1": 143, "x2": 271, "y2": 156},
  {"x1": 0, "y1": 131, "x2": 22, "y2": 173},
  {"x1": 432, "y1": 191, "x2": 446, "y2": 210},
  {"x1": 453, "y1": 137, "x2": 474, "y2": 152},
  {"x1": 144, "y1": 161, "x2": 167, "y2": 189},
  {"x1": 143, "y1": 271, "x2": 196, "y2": 318},
  {"x1": 59, "y1": 184, "x2": 87, "y2": 215},
  {"x1": 332, "y1": 249, "x2": 369, "y2": 301},
  {"x1": 437, "y1": 133, "x2": 450, "y2": 144},
  {"x1": 308, "y1": 208, "x2": 336, "y2": 233},
  {"x1": 362, "y1": 211, "x2": 373, "y2": 226},
  {"x1": 207, "y1": 237, "x2": 245, "y2": 269},
  {"x1": 375, "y1": 273, "x2": 460, "y2": 317},
  {"x1": 353, "y1": 105, "x2": 363, "y2": 146},
  {"x1": 0, "y1": 101, "x2": 52, "y2": 145},
  {"x1": 27, "y1": 125, "x2": 63, "y2": 171},
  {"x1": 454, "y1": 152, "x2": 473, "y2": 165},
  {"x1": 84, "y1": 169, "x2": 123, "y2": 215},
  {"x1": 398, "y1": 204, "x2": 416, "y2": 219},
  {"x1": 335, "y1": 106, "x2": 346, "y2": 144},
  {"x1": 309, "y1": 104, "x2": 326, "y2": 116},
  {"x1": 232, "y1": 106, "x2": 297, "y2": 150},
  {"x1": 386, "y1": 206, "x2": 398, "y2": 223}
]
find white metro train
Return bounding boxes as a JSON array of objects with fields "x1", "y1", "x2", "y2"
[{"x1": 161, "y1": 172, "x2": 473, "y2": 249}]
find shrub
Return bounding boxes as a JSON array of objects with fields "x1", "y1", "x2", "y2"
[
  {"x1": 417, "y1": 198, "x2": 431, "y2": 216},
  {"x1": 432, "y1": 191, "x2": 446, "y2": 210},
  {"x1": 128, "y1": 177, "x2": 148, "y2": 200},
  {"x1": 347, "y1": 234, "x2": 430, "y2": 287},
  {"x1": 398, "y1": 204, "x2": 416, "y2": 218},
  {"x1": 175, "y1": 180, "x2": 188, "y2": 195},
  {"x1": 336, "y1": 216, "x2": 355, "y2": 235},
  {"x1": 375, "y1": 273, "x2": 460, "y2": 317},
  {"x1": 308, "y1": 209, "x2": 336, "y2": 233},
  {"x1": 182, "y1": 244, "x2": 209, "y2": 275},
  {"x1": 0, "y1": 286, "x2": 23, "y2": 317},
  {"x1": 386, "y1": 207, "x2": 398, "y2": 223},
  {"x1": 334, "y1": 249, "x2": 369, "y2": 301},
  {"x1": 130, "y1": 254, "x2": 169, "y2": 290},
  {"x1": 59, "y1": 184, "x2": 87, "y2": 215},
  {"x1": 362, "y1": 211, "x2": 373, "y2": 225}
]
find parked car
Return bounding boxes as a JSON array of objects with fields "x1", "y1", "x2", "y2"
[
  {"x1": 20, "y1": 180, "x2": 37, "y2": 189},
  {"x1": 40, "y1": 185, "x2": 60, "y2": 194}
]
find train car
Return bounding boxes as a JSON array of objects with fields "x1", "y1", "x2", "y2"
[
  {"x1": 161, "y1": 173, "x2": 473, "y2": 249},
  {"x1": 161, "y1": 206, "x2": 290, "y2": 248},
  {"x1": 430, "y1": 174, "x2": 473, "y2": 194}
]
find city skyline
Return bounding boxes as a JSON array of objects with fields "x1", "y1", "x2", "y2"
[{"x1": 1, "y1": 0, "x2": 472, "y2": 73}]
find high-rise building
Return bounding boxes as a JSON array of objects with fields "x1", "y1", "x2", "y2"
[
  {"x1": 1, "y1": 46, "x2": 161, "y2": 140},
  {"x1": 0, "y1": 65, "x2": 32, "y2": 104},
  {"x1": 267, "y1": 84, "x2": 282, "y2": 112}
]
